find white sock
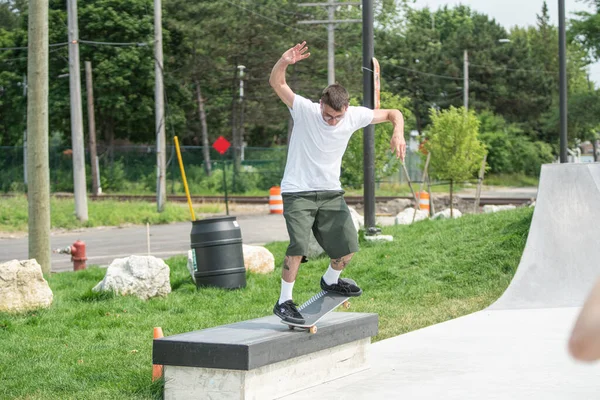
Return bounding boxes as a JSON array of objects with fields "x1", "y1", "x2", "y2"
[
  {"x1": 278, "y1": 279, "x2": 295, "y2": 304},
  {"x1": 323, "y1": 264, "x2": 342, "y2": 286}
]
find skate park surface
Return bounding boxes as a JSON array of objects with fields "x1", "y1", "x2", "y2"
[{"x1": 282, "y1": 163, "x2": 600, "y2": 399}]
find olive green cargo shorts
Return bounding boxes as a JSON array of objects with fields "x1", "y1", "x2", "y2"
[{"x1": 282, "y1": 190, "x2": 359, "y2": 260}]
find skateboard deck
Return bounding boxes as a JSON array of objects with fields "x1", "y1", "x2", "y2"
[{"x1": 280, "y1": 278, "x2": 357, "y2": 334}]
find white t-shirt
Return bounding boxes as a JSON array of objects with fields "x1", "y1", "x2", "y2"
[{"x1": 280, "y1": 95, "x2": 374, "y2": 193}]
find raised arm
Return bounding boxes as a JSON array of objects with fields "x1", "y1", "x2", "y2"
[
  {"x1": 269, "y1": 41, "x2": 310, "y2": 108},
  {"x1": 372, "y1": 109, "x2": 406, "y2": 161}
]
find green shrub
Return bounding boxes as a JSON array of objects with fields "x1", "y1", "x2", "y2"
[{"x1": 100, "y1": 160, "x2": 127, "y2": 192}]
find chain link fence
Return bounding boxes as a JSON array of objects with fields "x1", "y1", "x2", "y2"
[{"x1": 0, "y1": 145, "x2": 425, "y2": 194}]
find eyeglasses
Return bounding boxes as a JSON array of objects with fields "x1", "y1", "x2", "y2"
[
  {"x1": 322, "y1": 114, "x2": 345, "y2": 122},
  {"x1": 320, "y1": 104, "x2": 345, "y2": 122}
]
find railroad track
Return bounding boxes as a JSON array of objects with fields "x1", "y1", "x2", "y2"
[{"x1": 38, "y1": 193, "x2": 534, "y2": 206}]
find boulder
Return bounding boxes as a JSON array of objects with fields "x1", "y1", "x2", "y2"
[
  {"x1": 432, "y1": 208, "x2": 463, "y2": 220},
  {"x1": 395, "y1": 207, "x2": 429, "y2": 225},
  {"x1": 242, "y1": 245, "x2": 275, "y2": 274},
  {"x1": 0, "y1": 259, "x2": 53, "y2": 313},
  {"x1": 93, "y1": 255, "x2": 171, "y2": 300},
  {"x1": 382, "y1": 198, "x2": 413, "y2": 215},
  {"x1": 483, "y1": 205, "x2": 517, "y2": 214}
]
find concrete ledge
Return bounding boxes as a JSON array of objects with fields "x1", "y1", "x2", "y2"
[
  {"x1": 153, "y1": 312, "x2": 378, "y2": 370},
  {"x1": 164, "y1": 338, "x2": 371, "y2": 400}
]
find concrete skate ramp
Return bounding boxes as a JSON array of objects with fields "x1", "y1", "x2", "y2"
[{"x1": 490, "y1": 163, "x2": 600, "y2": 310}]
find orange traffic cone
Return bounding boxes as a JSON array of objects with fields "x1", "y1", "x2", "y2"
[{"x1": 152, "y1": 327, "x2": 164, "y2": 382}]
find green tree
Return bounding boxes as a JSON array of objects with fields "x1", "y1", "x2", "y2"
[
  {"x1": 571, "y1": 0, "x2": 600, "y2": 60},
  {"x1": 478, "y1": 110, "x2": 553, "y2": 176},
  {"x1": 424, "y1": 106, "x2": 486, "y2": 215}
]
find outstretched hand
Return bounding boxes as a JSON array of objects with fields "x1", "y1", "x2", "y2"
[
  {"x1": 281, "y1": 41, "x2": 310, "y2": 65},
  {"x1": 391, "y1": 134, "x2": 406, "y2": 162}
]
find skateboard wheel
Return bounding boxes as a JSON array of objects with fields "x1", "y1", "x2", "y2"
[
  {"x1": 343, "y1": 301, "x2": 350, "y2": 309},
  {"x1": 309, "y1": 326, "x2": 317, "y2": 334}
]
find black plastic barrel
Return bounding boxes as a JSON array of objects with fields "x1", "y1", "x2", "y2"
[{"x1": 190, "y1": 216, "x2": 246, "y2": 289}]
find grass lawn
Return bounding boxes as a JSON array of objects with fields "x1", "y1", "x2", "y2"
[
  {"x1": 0, "y1": 207, "x2": 533, "y2": 399},
  {"x1": 0, "y1": 197, "x2": 224, "y2": 233}
]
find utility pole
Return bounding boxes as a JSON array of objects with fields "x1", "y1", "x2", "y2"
[
  {"x1": 154, "y1": 0, "x2": 167, "y2": 211},
  {"x1": 27, "y1": 0, "x2": 51, "y2": 274},
  {"x1": 464, "y1": 49, "x2": 469, "y2": 111},
  {"x1": 362, "y1": 0, "x2": 378, "y2": 235},
  {"x1": 67, "y1": 0, "x2": 88, "y2": 221},
  {"x1": 85, "y1": 61, "x2": 101, "y2": 196},
  {"x1": 558, "y1": 0, "x2": 568, "y2": 163},
  {"x1": 298, "y1": 1, "x2": 361, "y2": 86},
  {"x1": 22, "y1": 74, "x2": 27, "y2": 187},
  {"x1": 237, "y1": 65, "x2": 245, "y2": 164}
]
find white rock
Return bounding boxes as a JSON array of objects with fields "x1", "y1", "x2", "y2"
[
  {"x1": 0, "y1": 259, "x2": 53, "y2": 313},
  {"x1": 432, "y1": 208, "x2": 463, "y2": 219},
  {"x1": 364, "y1": 234, "x2": 394, "y2": 242},
  {"x1": 93, "y1": 255, "x2": 171, "y2": 300},
  {"x1": 395, "y1": 207, "x2": 429, "y2": 225},
  {"x1": 348, "y1": 206, "x2": 364, "y2": 230},
  {"x1": 483, "y1": 205, "x2": 517, "y2": 214},
  {"x1": 242, "y1": 245, "x2": 275, "y2": 274},
  {"x1": 187, "y1": 250, "x2": 196, "y2": 283},
  {"x1": 383, "y1": 198, "x2": 413, "y2": 215}
]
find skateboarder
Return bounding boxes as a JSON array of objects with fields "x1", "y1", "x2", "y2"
[{"x1": 269, "y1": 41, "x2": 406, "y2": 324}]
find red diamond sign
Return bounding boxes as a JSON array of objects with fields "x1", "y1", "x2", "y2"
[{"x1": 212, "y1": 136, "x2": 231, "y2": 155}]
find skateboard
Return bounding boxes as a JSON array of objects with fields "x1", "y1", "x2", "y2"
[{"x1": 280, "y1": 278, "x2": 357, "y2": 334}]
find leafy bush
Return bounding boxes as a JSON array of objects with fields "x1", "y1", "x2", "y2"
[
  {"x1": 478, "y1": 111, "x2": 554, "y2": 176},
  {"x1": 100, "y1": 160, "x2": 127, "y2": 192}
]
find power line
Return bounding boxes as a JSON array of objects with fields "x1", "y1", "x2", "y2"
[
  {"x1": 79, "y1": 40, "x2": 151, "y2": 47},
  {"x1": 220, "y1": 0, "x2": 329, "y2": 45},
  {"x1": 363, "y1": 65, "x2": 463, "y2": 81},
  {"x1": 469, "y1": 62, "x2": 556, "y2": 75},
  {"x1": 0, "y1": 42, "x2": 69, "y2": 51},
  {"x1": 1, "y1": 40, "x2": 148, "y2": 52},
  {"x1": 0, "y1": 46, "x2": 68, "y2": 63}
]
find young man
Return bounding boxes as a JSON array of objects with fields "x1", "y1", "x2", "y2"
[{"x1": 269, "y1": 41, "x2": 406, "y2": 324}]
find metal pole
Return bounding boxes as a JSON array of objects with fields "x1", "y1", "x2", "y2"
[
  {"x1": 27, "y1": 0, "x2": 51, "y2": 274},
  {"x1": 67, "y1": 0, "x2": 88, "y2": 221},
  {"x1": 559, "y1": 0, "x2": 568, "y2": 163},
  {"x1": 85, "y1": 61, "x2": 101, "y2": 196},
  {"x1": 22, "y1": 74, "x2": 27, "y2": 186},
  {"x1": 362, "y1": 0, "x2": 377, "y2": 234},
  {"x1": 464, "y1": 49, "x2": 469, "y2": 111},
  {"x1": 155, "y1": 0, "x2": 167, "y2": 210},
  {"x1": 328, "y1": 0, "x2": 335, "y2": 85}
]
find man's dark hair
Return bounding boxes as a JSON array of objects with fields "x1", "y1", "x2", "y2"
[{"x1": 321, "y1": 84, "x2": 349, "y2": 111}]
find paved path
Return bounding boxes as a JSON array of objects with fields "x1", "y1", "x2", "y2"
[{"x1": 0, "y1": 213, "x2": 288, "y2": 272}]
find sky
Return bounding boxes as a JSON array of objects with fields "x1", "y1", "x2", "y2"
[{"x1": 411, "y1": 0, "x2": 600, "y2": 83}]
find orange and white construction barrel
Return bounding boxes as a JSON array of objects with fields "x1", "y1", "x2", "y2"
[
  {"x1": 418, "y1": 191, "x2": 430, "y2": 212},
  {"x1": 269, "y1": 186, "x2": 284, "y2": 214}
]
